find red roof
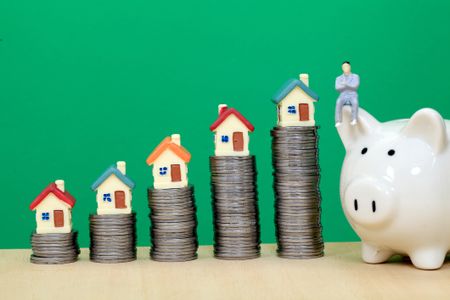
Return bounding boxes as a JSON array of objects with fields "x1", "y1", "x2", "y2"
[
  {"x1": 29, "y1": 183, "x2": 76, "y2": 210},
  {"x1": 210, "y1": 107, "x2": 255, "y2": 132}
]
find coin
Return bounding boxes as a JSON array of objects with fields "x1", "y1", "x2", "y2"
[
  {"x1": 30, "y1": 231, "x2": 80, "y2": 264},
  {"x1": 271, "y1": 126, "x2": 324, "y2": 259},
  {"x1": 89, "y1": 212, "x2": 137, "y2": 263}
]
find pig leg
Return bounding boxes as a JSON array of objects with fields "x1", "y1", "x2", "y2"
[
  {"x1": 362, "y1": 242, "x2": 394, "y2": 264},
  {"x1": 409, "y1": 248, "x2": 447, "y2": 270}
]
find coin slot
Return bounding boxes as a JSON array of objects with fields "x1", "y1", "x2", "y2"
[
  {"x1": 354, "y1": 199, "x2": 358, "y2": 211},
  {"x1": 372, "y1": 200, "x2": 376, "y2": 213}
]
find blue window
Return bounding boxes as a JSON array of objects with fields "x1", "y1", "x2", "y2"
[
  {"x1": 103, "y1": 193, "x2": 112, "y2": 202},
  {"x1": 41, "y1": 212, "x2": 50, "y2": 221},
  {"x1": 221, "y1": 135, "x2": 229, "y2": 143},
  {"x1": 288, "y1": 105, "x2": 297, "y2": 114},
  {"x1": 159, "y1": 167, "x2": 168, "y2": 175}
]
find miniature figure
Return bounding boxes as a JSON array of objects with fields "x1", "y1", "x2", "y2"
[
  {"x1": 337, "y1": 106, "x2": 450, "y2": 270},
  {"x1": 335, "y1": 61, "x2": 360, "y2": 127},
  {"x1": 272, "y1": 73, "x2": 319, "y2": 127},
  {"x1": 146, "y1": 134, "x2": 191, "y2": 189},
  {"x1": 91, "y1": 161, "x2": 135, "y2": 215},
  {"x1": 29, "y1": 180, "x2": 76, "y2": 234},
  {"x1": 210, "y1": 104, "x2": 255, "y2": 156}
]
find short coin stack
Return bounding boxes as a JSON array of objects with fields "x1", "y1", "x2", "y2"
[
  {"x1": 210, "y1": 156, "x2": 260, "y2": 260},
  {"x1": 30, "y1": 231, "x2": 79, "y2": 264},
  {"x1": 271, "y1": 126, "x2": 324, "y2": 259},
  {"x1": 148, "y1": 186, "x2": 198, "y2": 262},
  {"x1": 89, "y1": 213, "x2": 137, "y2": 263}
]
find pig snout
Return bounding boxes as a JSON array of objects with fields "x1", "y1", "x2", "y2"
[{"x1": 343, "y1": 178, "x2": 396, "y2": 228}]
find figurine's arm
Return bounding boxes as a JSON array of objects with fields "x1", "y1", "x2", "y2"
[
  {"x1": 335, "y1": 77, "x2": 346, "y2": 92},
  {"x1": 347, "y1": 74, "x2": 360, "y2": 90}
]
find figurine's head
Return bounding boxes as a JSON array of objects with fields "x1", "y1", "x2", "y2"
[{"x1": 342, "y1": 61, "x2": 351, "y2": 75}]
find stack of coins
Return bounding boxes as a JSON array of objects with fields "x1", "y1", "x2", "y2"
[
  {"x1": 89, "y1": 213, "x2": 137, "y2": 263},
  {"x1": 210, "y1": 156, "x2": 260, "y2": 260},
  {"x1": 30, "y1": 231, "x2": 79, "y2": 264},
  {"x1": 148, "y1": 186, "x2": 198, "y2": 262},
  {"x1": 271, "y1": 126, "x2": 324, "y2": 259}
]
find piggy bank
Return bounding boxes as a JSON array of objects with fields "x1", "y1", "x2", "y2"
[{"x1": 337, "y1": 106, "x2": 450, "y2": 270}]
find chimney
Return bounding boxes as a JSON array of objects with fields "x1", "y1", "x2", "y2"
[
  {"x1": 55, "y1": 180, "x2": 65, "y2": 192},
  {"x1": 299, "y1": 73, "x2": 309, "y2": 87},
  {"x1": 218, "y1": 104, "x2": 228, "y2": 115},
  {"x1": 117, "y1": 161, "x2": 126, "y2": 175},
  {"x1": 171, "y1": 134, "x2": 181, "y2": 146}
]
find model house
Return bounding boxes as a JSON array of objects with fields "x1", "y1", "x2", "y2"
[
  {"x1": 29, "y1": 180, "x2": 76, "y2": 234},
  {"x1": 272, "y1": 73, "x2": 319, "y2": 127},
  {"x1": 91, "y1": 161, "x2": 135, "y2": 215},
  {"x1": 210, "y1": 104, "x2": 254, "y2": 156},
  {"x1": 146, "y1": 134, "x2": 191, "y2": 189}
]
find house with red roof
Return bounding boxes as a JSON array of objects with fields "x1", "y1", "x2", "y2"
[
  {"x1": 146, "y1": 134, "x2": 191, "y2": 189},
  {"x1": 210, "y1": 104, "x2": 254, "y2": 156},
  {"x1": 29, "y1": 180, "x2": 76, "y2": 234}
]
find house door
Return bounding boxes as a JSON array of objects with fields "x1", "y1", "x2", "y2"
[
  {"x1": 115, "y1": 191, "x2": 126, "y2": 208},
  {"x1": 171, "y1": 164, "x2": 182, "y2": 182},
  {"x1": 299, "y1": 104, "x2": 310, "y2": 121},
  {"x1": 53, "y1": 210, "x2": 64, "y2": 227},
  {"x1": 233, "y1": 132, "x2": 244, "y2": 151}
]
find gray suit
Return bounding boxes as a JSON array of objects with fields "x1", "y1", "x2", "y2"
[{"x1": 335, "y1": 73, "x2": 360, "y2": 123}]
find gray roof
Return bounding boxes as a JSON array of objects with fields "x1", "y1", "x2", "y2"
[
  {"x1": 272, "y1": 79, "x2": 319, "y2": 104},
  {"x1": 91, "y1": 165, "x2": 136, "y2": 191}
]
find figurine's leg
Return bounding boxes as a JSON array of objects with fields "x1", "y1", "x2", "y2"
[
  {"x1": 362, "y1": 242, "x2": 394, "y2": 264},
  {"x1": 335, "y1": 97, "x2": 345, "y2": 125},
  {"x1": 409, "y1": 248, "x2": 447, "y2": 270},
  {"x1": 351, "y1": 97, "x2": 359, "y2": 122}
]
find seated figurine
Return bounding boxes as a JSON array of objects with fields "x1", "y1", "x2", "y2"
[{"x1": 335, "y1": 61, "x2": 360, "y2": 127}]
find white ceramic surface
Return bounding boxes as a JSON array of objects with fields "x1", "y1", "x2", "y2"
[{"x1": 337, "y1": 106, "x2": 450, "y2": 270}]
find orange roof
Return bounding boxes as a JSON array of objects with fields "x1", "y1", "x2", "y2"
[{"x1": 146, "y1": 136, "x2": 191, "y2": 165}]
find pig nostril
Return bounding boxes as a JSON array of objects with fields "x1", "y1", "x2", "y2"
[
  {"x1": 372, "y1": 200, "x2": 376, "y2": 213},
  {"x1": 354, "y1": 199, "x2": 358, "y2": 211}
]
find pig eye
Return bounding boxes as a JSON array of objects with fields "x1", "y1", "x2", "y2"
[
  {"x1": 388, "y1": 149, "x2": 396, "y2": 156},
  {"x1": 361, "y1": 147, "x2": 368, "y2": 155}
]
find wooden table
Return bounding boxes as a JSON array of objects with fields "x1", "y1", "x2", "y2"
[{"x1": 1, "y1": 243, "x2": 449, "y2": 300}]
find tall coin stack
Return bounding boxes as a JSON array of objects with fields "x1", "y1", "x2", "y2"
[
  {"x1": 89, "y1": 213, "x2": 137, "y2": 263},
  {"x1": 148, "y1": 187, "x2": 198, "y2": 262},
  {"x1": 271, "y1": 126, "x2": 324, "y2": 259},
  {"x1": 210, "y1": 156, "x2": 261, "y2": 259},
  {"x1": 30, "y1": 231, "x2": 80, "y2": 264}
]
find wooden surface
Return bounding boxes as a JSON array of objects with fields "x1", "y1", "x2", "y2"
[{"x1": 1, "y1": 243, "x2": 449, "y2": 300}]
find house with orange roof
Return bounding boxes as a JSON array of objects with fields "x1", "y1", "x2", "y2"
[
  {"x1": 146, "y1": 134, "x2": 191, "y2": 189},
  {"x1": 29, "y1": 180, "x2": 76, "y2": 234},
  {"x1": 210, "y1": 104, "x2": 254, "y2": 156}
]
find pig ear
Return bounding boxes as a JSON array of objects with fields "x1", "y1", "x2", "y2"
[
  {"x1": 401, "y1": 108, "x2": 447, "y2": 153},
  {"x1": 337, "y1": 106, "x2": 380, "y2": 150}
]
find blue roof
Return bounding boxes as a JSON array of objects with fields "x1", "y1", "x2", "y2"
[
  {"x1": 91, "y1": 165, "x2": 136, "y2": 191},
  {"x1": 271, "y1": 79, "x2": 320, "y2": 104}
]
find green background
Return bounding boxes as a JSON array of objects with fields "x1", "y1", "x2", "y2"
[{"x1": 1, "y1": 0, "x2": 450, "y2": 249}]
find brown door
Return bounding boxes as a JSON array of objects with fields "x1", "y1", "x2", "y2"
[
  {"x1": 115, "y1": 191, "x2": 126, "y2": 208},
  {"x1": 171, "y1": 164, "x2": 182, "y2": 182},
  {"x1": 53, "y1": 210, "x2": 64, "y2": 227},
  {"x1": 299, "y1": 103, "x2": 310, "y2": 121},
  {"x1": 233, "y1": 132, "x2": 244, "y2": 151}
]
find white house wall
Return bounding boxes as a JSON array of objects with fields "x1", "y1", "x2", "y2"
[
  {"x1": 213, "y1": 114, "x2": 250, "y2": 156},
  {"x1": 278, "y1": 86, "x2": 316, "y2": 127},
  {"x1": 95, "y1": 174, "x2": 132, "y2": 215},
  {"x1": 34, "y1": 193, "x2": 72, "y2": 234},
  {"x1": 153, "y1": 150, "x2": 188, "y2": 189}
]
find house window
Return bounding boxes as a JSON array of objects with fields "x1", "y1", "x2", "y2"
[
  {"x1": 221, "y1": 135, "x2": 229, "y2": 143},
  {"x1": 103, "y1": 193, "x2": 112, "y2": 202},
  {"x1": 159, "y1": 167, "x2": 168, "y2": 175},
  {"x1": 41, "y1": 212, "x2": 50, "y2": 221},
  {"x1": 288, "y1": 105, "x2": 297, "y2": 114}
]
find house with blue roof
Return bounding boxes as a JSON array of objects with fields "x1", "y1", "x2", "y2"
[
  {"x1": 272, "y1": 73, "x2": 319, "y2": 127},
  {"x1": 91, "y1": 161, "x2": 135, "y2": 215}
]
